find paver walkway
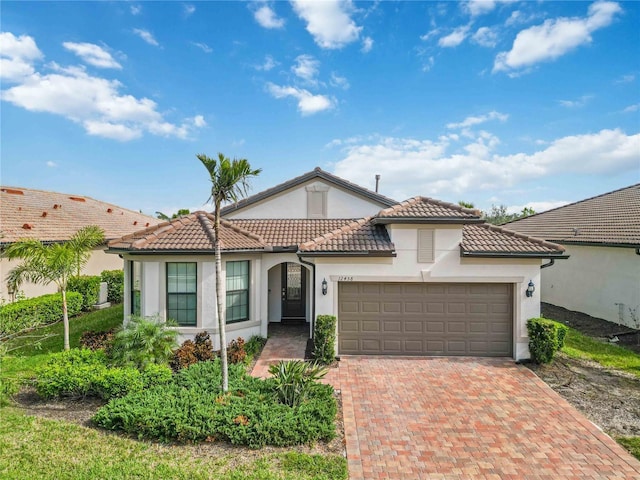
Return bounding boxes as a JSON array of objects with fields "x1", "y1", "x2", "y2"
[
  {"x1": 340, "y1": 356, "x2": 640, "y2": 479},
  {"x1": 251, "y1": 323, "x2": 308, "y2": 378}
]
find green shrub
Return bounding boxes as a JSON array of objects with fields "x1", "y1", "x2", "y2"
[
  {"x1": 101, "y1": 270, "x2": 124, "y2": 304},
  {"x1": 34, "y1": 348, "x2": 171, "y2": 400},
  {"x1": 170, "y1": 331, "x2": 216, "y2": 371},
  {"x1": 68, "y1": 275, "x2": 101, "y2": 311},
  {"x1": 527, "y1": 318, "x2": 569, "y2": 364},
  {"x1": 0, "y1": 292, "x2": 83, "y2": 336},
  {"x1": 93, "y1": 358, "x2": 336, "y2": 448},
  {"x1": 268, "y1": 360, "x2": 329, "y2": 407},
  {"x1": 313, "y1": 315, "x2": 336, "y2": 364},
  {"x1": 244, "y1": 336, "x2": 267, "y2": 359},
  {"x1": 110, "y1": 315, "x2": 178, "y2": 369},
  {"x1": 227, "y1": 337, "x2": 246, "y2": 364}
]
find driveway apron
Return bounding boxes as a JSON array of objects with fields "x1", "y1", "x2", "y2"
[{"x1": 340, "y1": 356, "x2": 640, "y2": 479}]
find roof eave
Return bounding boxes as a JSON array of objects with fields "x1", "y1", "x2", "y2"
[
  {"x1": 551, "y1": 240, "x2": 640, "y2": 249},
  {"x1": 372, "y1": 218, "x2": 483, "y2": 225},
  {"x1": 298, "y1": 250, "x2": 397, "y2": 257},
  {"x1": 107, "y1": 248, "x2": 267, "y2": 255},
  {"x1": 460, "y1": 250, "x2": 570, "y2": 259}
]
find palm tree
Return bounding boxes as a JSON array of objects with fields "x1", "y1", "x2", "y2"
[
  {"x1": 197, "y1": 153, "x2": 261, "y2": 392},
  {"x1": 4, "y1": 225, "x2": 105, "y2": 350}
]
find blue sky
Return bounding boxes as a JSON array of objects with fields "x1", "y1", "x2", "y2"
[{"x1": 1, "y1": 1, "x2": 638, "y2": 217}]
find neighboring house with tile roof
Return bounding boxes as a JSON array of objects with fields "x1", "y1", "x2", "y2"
[
  {"x1": 0, "y1": 186, "x2": 159, "y2": 300},
  {"x1": 108, "y1": 167, "x2": 566, "y2": 360},
  {"x1": 506, "y1": 184, "x2": 640, "y2": 328}
]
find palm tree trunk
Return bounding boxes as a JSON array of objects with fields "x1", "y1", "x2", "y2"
[
  {"x1": 214, "y1": 207, "x2": 229, "y2": 392},
  {"x1": 62, "y1": 289, "x2": 70, "y2": 351}
]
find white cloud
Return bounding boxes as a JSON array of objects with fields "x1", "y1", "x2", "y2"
[
  {"x1": 505, "y1": 10, "x2": 543, "y2": 27},
  {"x1": 420, "y1": 28, "x2": 441, "y2": 41},
  {"x1": 623, "y1": 104, "x2": 640, "y2": 113},
  {"x1": 191, "y1": 42, "x2": 212, "y2": 53},
  {"x1": 46, "y1": 161, "x2": 58, "y2": 168},
  {"x1": 615, "y1": 73, "x2": 635, "y2": 84},
  {"x1": 494, "y1": 1, "x2": 622, "y2": 74},
  {"x1": 421, "y1": 55, "x2": 435, "y2": 72},
  {"x1": 292, "y1": 54, "x2": 319, "y2": 84},
  {"x1": 290, "y1": 0, "x2": 362, "y2": 49},
  {"x1": 471, "y1": 27, "x2": 498, "y2": 48},
  {"x1": 130, "y1": 5, "x2": 142, "y2": 15},
  {"x1": 332, "y1": 128, "x2": 639, "y2": 201},
  {"x1": 0, "y1": 32, "x2": 43, "y2": 82},
  {"x1": 133, "y1": 29, "x2": 159, "y2": 47},
  {"x1": 62, "y1": 42, "x2": 122, "y2": 69},
  {"x1": 0, "y1": 37, "x2": 205, "y2": 142},
  {"x1": 253, "y1": 4, "x2": 285, "y2": 29},
  {"x1": 506, "y1": 201, "x2": 569, "y2": 214},
  {"x1": 438, "y1": 25, "x2": 470, "y2": 47},
  {"x1": 361, "y1": 36, "x2": 373, "y2": 53},
  {"x1": 254, "y1": 54, "x2": 278, "y2": 71},
  {"x1": 266, "y1": 82, "x2": 335, "y2": 115},
  {"x1": 330, "y1": 72, "x2": 350, "y2": 90},
  {"x1": 446, "y1": 111, "x2": 508, "y2": 129},
  {"x1": 558, "y1": 94, "x2": 593, "y2": 108},
  {"x1": 183, "y1": 4, "x2": 196, "y2": 17},
  {"x1": 465, "y1": 0, "x2": 497, "y2": 17}
]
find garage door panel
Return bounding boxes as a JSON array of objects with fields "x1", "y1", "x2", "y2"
[{"x1": 338, "y1": 282, "x2": 513, "y2": 357}]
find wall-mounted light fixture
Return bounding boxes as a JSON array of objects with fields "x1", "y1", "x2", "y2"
[
  {"x1": 526, "y1": 280, "x2": 535, "y2": 297},
  {"x1": 321, "y1": 278, "x2": 328, "y2": 296}
]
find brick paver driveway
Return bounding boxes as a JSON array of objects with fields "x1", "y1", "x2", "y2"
[{"x1": 339, "y1": 356, "x2": 640, "y2": 479}]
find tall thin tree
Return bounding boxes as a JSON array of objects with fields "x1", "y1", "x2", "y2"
[
  {"x1": 197, "y1": 153, "x2": 261, "y2": 392},
  {"x1": 4, "y1": 225, "x2": 105, "y2": 350}
]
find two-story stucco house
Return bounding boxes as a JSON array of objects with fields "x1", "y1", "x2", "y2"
[{"x1": 108, "y1": 168, "x2": 566, "y2": 360}]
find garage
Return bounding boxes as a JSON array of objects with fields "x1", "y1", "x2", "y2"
[{"x1": 338, "y1": 282, "x2": 513, "y2": 357}]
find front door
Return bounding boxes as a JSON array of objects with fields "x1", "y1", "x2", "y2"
[{"x1": 281, "y1": 262, "x2": 306, "y2": 320}]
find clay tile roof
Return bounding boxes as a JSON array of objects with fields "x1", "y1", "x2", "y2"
[
  {"x1": 461, "y1": 223, "x2": 566, "y2": 257},
  {"x1": 108, "y1": 212, "x2": 267, "y2": 252},
  {"x1": 504, "y1": 184, "x2": 640, "y2": 247},
  {"x1": 227, "y1": 219, "x2": 355, "y2": 248},
  {"x1": 0, "y1": 186, "x2": 159, "y2": 245},
  {"x1": 374, "y1": 196, "x2": 482, "y2": 222},
  {"x1": 221, "y1": 167, "x2": 397, "y2": 216},
  {"x1": 299, "y1": 218, "x2": 395, "y2": 254}
]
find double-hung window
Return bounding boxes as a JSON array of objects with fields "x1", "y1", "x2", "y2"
[
  {"x1": 166, "y1": 262, "x2": 197, "y2": 326},
  {"x1": 226, "y1": 261, "x2": 249, "y2": 324}
]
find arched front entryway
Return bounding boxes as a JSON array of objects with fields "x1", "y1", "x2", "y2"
[{"x1": 267, "y1": 262, "x2": 312, "y2": 325}]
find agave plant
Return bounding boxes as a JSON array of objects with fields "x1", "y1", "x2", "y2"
[
  {"x1": 110, "y1": 315, "x2": 178, "y2": 370},
  {"x1": 268, "y1": 359, "x2": 328, "y2": 407}
]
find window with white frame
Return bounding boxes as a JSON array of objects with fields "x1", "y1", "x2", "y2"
[
  {"x1": 166, "y1": 262, "x2": 197, "y2": 326},
  {"x1": 226, "y1": 260, "x2": 249, "y2": 324}
]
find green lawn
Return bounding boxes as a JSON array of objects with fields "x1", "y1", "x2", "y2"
[
  {"x1": 617, "y1": 437, "x2": 640, "y2": 461},
  {"x1": 561, "y1": 327, "x2": 640, "y2": 378},
  {"x1": 1, "y1": 304, "x2": 123, "y2": 380},
  {"x1": 0, "y1": 409, "x2": 347, "y2": 480}
]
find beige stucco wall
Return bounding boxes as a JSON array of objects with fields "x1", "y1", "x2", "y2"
[
  {"x1": 224, "y1": 180, "x2": 386, "y2": 219},
  {"x1": 0, "y1": 247, "x2": 123, "y2": 301},
  {"x1": 542, "y1": 245, "x2": 640, "y2": 327}
]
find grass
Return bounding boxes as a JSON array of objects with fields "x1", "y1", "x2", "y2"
[
  {"x1": 617, "y1": 437, "x2": 640, "y2": 461},
  {"x1": 0, "y1": 409, "x2": 347, "y2": 480},
  {"x1": 561, "y1": 327, "x2": 640, "y2": 378},
  {"x1": 1, "y1": 305, "x2": 123, "y2": 380}
]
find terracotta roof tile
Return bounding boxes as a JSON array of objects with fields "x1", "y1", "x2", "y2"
[
  {"x1": 505, "y1": 184, "x2": 640, "y2": 246},
  {"x1": 375, "y1": 196, "x2": 481, "y2": 221},
  {"x1": 299, "y1": 218, "x2": 394, "y2": 254},
  {"x1": 108, "y1": 212, "x2": 266, "y2": 252},
  {"x1": 461, "y1": 223, "x2": 565, "y2": 256},
  {"x1": 0, "y1": 186, "x2": 159, "y2": 244},
  {"x1": 228, "y1": 219, "x2": 355, "y2": 247}
]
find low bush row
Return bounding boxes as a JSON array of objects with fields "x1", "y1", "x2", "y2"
[
  {"x1": 35, "y1": 349, "x2": 172, "y2": 400},
  {"x1": 527, "y1": 317, "x2": 568, "y2": 364},
  {"x1": 0, "y1": 292, "x2": 83, "y2": 336},
  {"x1": 100, "y1": 270, "x2": 124, "y2": 304},
  {"x1": 68, "y1": 276, "x2": 102, "y2": 311},
  {"x1": 93, "y1": 359, "x2": 336, "y2": 448}
]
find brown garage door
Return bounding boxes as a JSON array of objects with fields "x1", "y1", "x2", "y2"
[{"x1": 338, "y1": 282, "x2": 513, "y2": 356}]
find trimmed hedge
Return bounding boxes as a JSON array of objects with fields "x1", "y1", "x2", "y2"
[
  {"x1": 93, "y1": 359, "x2": 337, "y2": 448},
  {"x1": 68, "y1": 275, "x2": 101, "y2": 311},
  {"x1": 0, "y1": 292, "x2": 83, "y2": 336},
  {"x1": 34, "y1": 348, "x2": 173, "y2": 400},
  {"x1": 313, "y1": 315, "x2": 336, "y2": 364},
  {"x1": 527, "y1": 317, "x2": 568, "y2": 364},
  {"x1": 101, "y1": 270, "x2": 124, "y2": 304}
]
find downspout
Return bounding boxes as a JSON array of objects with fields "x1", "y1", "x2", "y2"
[
  {"x1": 541, "y1": 259, "x2": 555, "y2": 269},
  {"x1": 636, "y1": 248, "x2": 640, "y2": 256},
  {"x1": 297, "y1": 255, "x2": 316, "y2": 338}
]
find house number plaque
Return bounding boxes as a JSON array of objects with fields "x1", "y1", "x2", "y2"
[{"x1": 337, "y1": 276, "x2": 354, "y2": 281}]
